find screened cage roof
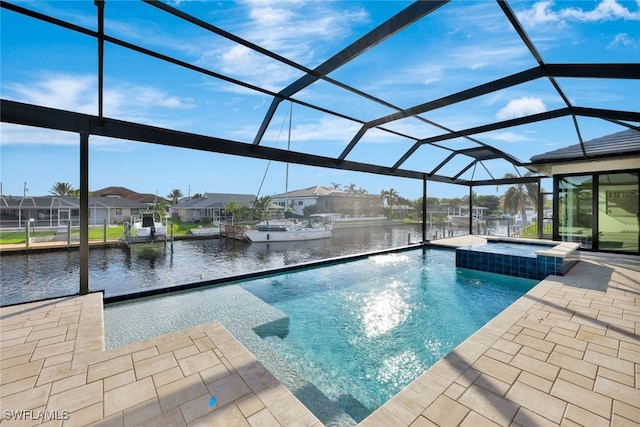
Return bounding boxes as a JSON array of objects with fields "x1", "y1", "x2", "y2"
[{"x1": 1, "y1": 0, "x2": 639, "y2": 189}]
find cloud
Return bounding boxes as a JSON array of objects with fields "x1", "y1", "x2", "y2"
[
  {"x1": 0, "y1": 123, "x2": 78, "y2": 146},
  {"x1": 5, "y1": 73, "x2": 195, "y2": 115},
  {"x1": 607, "y1": 32, "x2": 639, "y2": 48},
  {"x1": 496, "y1": 97, "x2": 547, "y2": 120},
  {"x1": 7, "y1": 74, "x2": 96, "y2": 114},
  {"x1": 197, "y1": 1, "x2": 369, "y2": 91},
  {"x1": 268, "y1": 116, "x2": 362, "y2": 145},
  {"x1": 1, "y1": 73, "x2": 196, "y2": 145},
  {"x1": 518, "y1": 0, "x2": 640, "y2": 29},
  {"x1": 0, "y1": 122, "x2": 144, "y2": 151},
  {"x1": 488, "y1": 131, "x2": 536, "y2": 143}
]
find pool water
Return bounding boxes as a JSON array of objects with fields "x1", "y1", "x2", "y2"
[
  {"x1": 104, "y1": 248, "x2": 537, "y2": 425},
  {"x1": 242, "y1": 248, "x2": 537, "y2": 421},
  {"x1": 470, "y1": 241, "x2": 555, "y2": 256}
]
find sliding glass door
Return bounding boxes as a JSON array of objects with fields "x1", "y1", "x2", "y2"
[
  {"x1": 556, "y1": 171, "x2": 639, "y2": 254},
  {"x1": 557, "y1": 175, "x2": 593, "y2": 249},
  {"x1": 598, "y1": 172, "x2": 639, "y2": 253}
]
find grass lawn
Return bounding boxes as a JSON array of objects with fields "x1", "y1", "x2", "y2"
[
  {"x1": 168, "y1": 221, "x2": 209, "y2": 235},
  {"x1": 0, "y1": 220, "x2": 218, "y2": 245},
  {"x1": 0, "y1": 231, "x2": 57, "y2": 244}
]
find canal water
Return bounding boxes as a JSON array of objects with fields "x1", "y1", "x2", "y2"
[{"x1": 0, "y1": 224, "x2": 424, "y2": 306}]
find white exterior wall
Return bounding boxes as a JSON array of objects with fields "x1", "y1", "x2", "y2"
[
  {"x1": 271, "y1": 196, "x2": 318, "y2": 216},
  {"x1": 551, "y1": 157, "x2": 639, "y2": 175}
]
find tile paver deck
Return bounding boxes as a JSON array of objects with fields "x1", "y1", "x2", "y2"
[
  {"x1": 361, "y1": 245, "x2": 640, "y2": 427},
  {"x1": 1, "y1": 295, "x2": 320, "y2": 426},
  {"x1": 1, "y1": 240, "x2": 638, "y2": 426}
]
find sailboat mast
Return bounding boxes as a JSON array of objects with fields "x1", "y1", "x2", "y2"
[
  {"x1": 285, "y1": 102, "x2": 292, "y2": 215},
  {"x1": 286, "y1": 102, "x2": 292, "y2": 195}
]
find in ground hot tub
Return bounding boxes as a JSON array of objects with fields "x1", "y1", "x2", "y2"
[{"x1": 456, "y1": 238, "x2": 579, "y2": 280}]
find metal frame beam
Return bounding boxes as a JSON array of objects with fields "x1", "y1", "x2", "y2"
[
  {"x1": 252, "y1": 0, "x2": 448, "y2": 145},
  {"x1": 1, "y1": 99, "x2": 463, "y2": 184},
  {"x1": 394, "y1": 107, "x2": 640, "y2": 170},
  {"x1": 1, "y1": 0, "x2": 637, "y2": 192}
]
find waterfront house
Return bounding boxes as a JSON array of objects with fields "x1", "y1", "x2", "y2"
[
  {"x1": 0, "y1": 196, "x2": 150, "y2": 228},
  {"x1": 529, "y1": 128, "x2": 640, "y2": 253},
  {"x1": 271, "y1": 185, "x2": 384, "y2": 217},
  {"x1": 169, "y1": 192, "x2": 257, "y2": 223}
]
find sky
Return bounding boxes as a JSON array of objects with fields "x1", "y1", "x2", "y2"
[{"x1": 1, "y1": 0, "x2": 639, "y2": 201}]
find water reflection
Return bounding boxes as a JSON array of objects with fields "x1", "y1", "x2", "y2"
[
  {"x1": 376, "y1": 350, "x2": 424, "y2": 390},
  {"x1": 1, "y1": 224, "x2": 422, "y2": 305},
  {"x1": 361, "y1": 284, "x2": 410, "y2": 338},
  {"x1": 370, "y1": 253, "x2": 411, "y2": 266}
]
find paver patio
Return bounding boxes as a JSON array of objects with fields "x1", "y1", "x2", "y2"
[{"x1": 1, "y1": 242, "x2": 638, "y2": 426}]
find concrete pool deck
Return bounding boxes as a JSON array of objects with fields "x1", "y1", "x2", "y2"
[{"x1": 1, "y1": 239, "x2": 638, "y2": 426}]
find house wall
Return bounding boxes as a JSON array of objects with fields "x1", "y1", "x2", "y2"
[
  {"x1": 316, "y1": 195, "x2": 384, "y2": 217},
  {"x1": 271, "y1": 196, "x2": 317, "y2": 216},
  {"x1": 111, "y1": 207, "x2": 145, "y2": 224},
  {"x1": 171, "y1": 207, "x2": 202, "y2": 222}
]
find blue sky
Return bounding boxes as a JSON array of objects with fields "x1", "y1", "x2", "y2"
[{"x1": 1, "y1": 0, "x2": 638, "y2": 200}]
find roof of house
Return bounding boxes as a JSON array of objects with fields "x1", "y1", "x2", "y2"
[
  {"x1": 91, "y1": 186, "x2": 166, "y2": 204},
  {"x1": 530, "y1": 129, "x2": 640, "y2": 164},
  {"x1": 0, "y1": 196, "x2": 77, "y2": 208},
  {"x1": 0, "y1": 196, "x2": 149, "y2": 209},
  {"x1": 173, "y1": 193, "x2": 256, "y2": 209},
  {"x1": 87, "y1": 197, "x2": 150, "y2": 209},
  {"x1": 272, "y1": 186, "x2": 339, "y2": 198},
  {"x1": 272, "y1": 185, "x2": 381, "y2": 199}
]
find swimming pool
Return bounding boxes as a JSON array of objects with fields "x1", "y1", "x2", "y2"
[
  {"x1": 456, "y1": 239, "x2": 580, "y2": 280},
  {"x1": 104, "y1": 247, "x2": 537, "y2": 425},
  {"x1": 467, "y1": 241, "x2": 555, "y2": 256}
]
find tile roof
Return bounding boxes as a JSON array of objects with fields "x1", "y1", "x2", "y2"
[
  {"x1": 272, "y1": 185, "x2": 337, "y2": 198},
  {"x1": 530, "y1": 129, "x2": 640, "y2": 163},
  {"x1": 174, "y1": 193, "x2": 256, "y2": 209}
]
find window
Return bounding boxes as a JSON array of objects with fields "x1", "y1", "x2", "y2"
[{"x1": 116, "y1": 208, "x2": 122, "y2": 215}]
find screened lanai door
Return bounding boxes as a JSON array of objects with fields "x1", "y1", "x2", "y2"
[{"x1": 556, "y1": 172, "x2": 639, "y2": 254}]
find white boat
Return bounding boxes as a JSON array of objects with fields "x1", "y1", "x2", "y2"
[
  {"x1": 447, "y1": 206, "x2": 488, "y2": 228},
  {"x1": 132, "y1": 213, "x2": 167, "y2": 240},
  {"x1": 245, "y1": 219, "x2": 331, "y2": 243},
  {"x1": 246, "y1": 102, "x2": 332, "y2": 244},
  {"x1": 514, "y1": 206, "x2": 537, "y2": 226}
]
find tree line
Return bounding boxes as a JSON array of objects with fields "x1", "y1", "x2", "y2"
[{"x1": 47, "y1": 176, "x2": 541, "y2": 223}]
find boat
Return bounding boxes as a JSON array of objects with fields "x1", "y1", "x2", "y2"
[
  {"x1": 447, "y1": 206, "x2": 488, "y2": 229},
  {"x1": 245, "y1": 218, "x2": 331, "y2": 243},
  {"x1": 124, "y1": 213, "x2": 167, "y2": 244},
  {"x1": 246, "y1": 102, "x2": 332, "y2": 243},
  {"x1": 514, "y1": 206, "x2": 537, "y2": 226},
  {"x1": 134, "y1": 213, "x2": 167, "y2": 239}
]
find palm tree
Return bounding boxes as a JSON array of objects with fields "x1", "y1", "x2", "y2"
[
  {"x1": 167, "y1": 188, "x2": 183, "y2": 205},
  {"x1": 345, "y1": 183, "x2": 357, "y2": 194},
  {"x1": 330, "y1": 182, "x2": 342, "y2": 191},
  {"x1": 152, "y1": 199, "x2": 168, "y2": 222},
  {"x1": 224, "y1": 200, "x2": 241, "y2": 223},
  {"x1": 356, "y1": 187, "x2": 368, "y2": 196},
  {"x1": 251, "y1": 195, "x2": 273, "y2": 221},
  {"x1": 502, "y1": 173, "x2": 537, "y2": 227},
  {"x1": 381, "y1": 188, "x2": 399, "y2": 217},
  {"x1": 384, "y1": 188, "x2": 398, "y2": 206},
  {"x1": 49, "y1": 182, "x2": 75, "y2": 196}
]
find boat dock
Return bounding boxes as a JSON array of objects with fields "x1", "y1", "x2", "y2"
[{"x1": 220, "y1": 223, "x2": 247, "y2": 241}]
